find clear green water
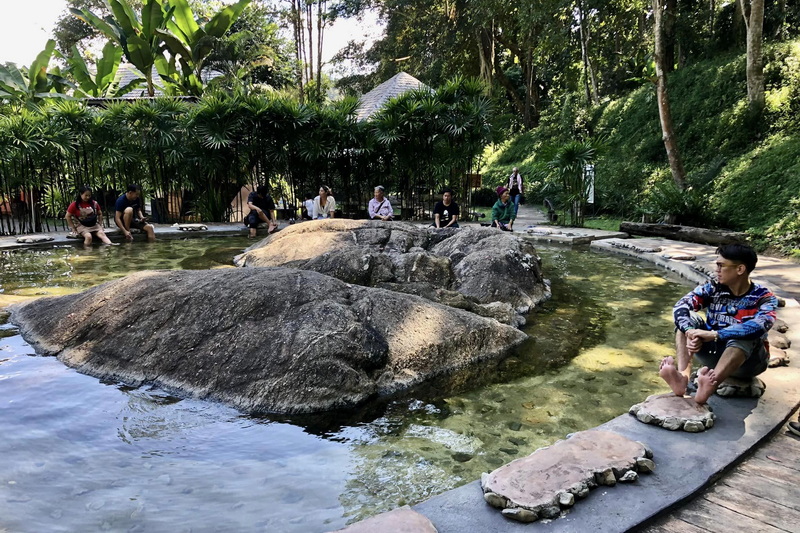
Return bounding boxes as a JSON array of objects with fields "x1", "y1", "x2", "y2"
[{"x1": 0, "y1": 238, "x2": 692, "y2": 531}]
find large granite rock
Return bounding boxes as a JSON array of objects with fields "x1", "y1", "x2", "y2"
[
  {"x1": 9, "y1": 268, "x2": 526, "y2": 414},
  {"x1": 480, "y1": 430, "x2": 653, "y2": 523},
  {"x1": 234, "y1": 220, "x2": 550, "y2": 324}
]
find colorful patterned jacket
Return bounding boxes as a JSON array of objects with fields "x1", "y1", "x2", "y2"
[{"x1": 673, "y1": 281, "x2": 778, "y2": 341}]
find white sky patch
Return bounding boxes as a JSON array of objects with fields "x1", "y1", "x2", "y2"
[
  {"x1": 0, "y1": 0, "x2": 383, "y2": 77},
  {"x1": 0, "y1": 0, "x2": 66, "y2": 67}
]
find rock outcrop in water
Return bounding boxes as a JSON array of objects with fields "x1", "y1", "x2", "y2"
[
  {"x1": 234, "y1": 220, "x2": 550, "y2": 326},
  {"x1": 9, "y1": 268, "x2": 526, "y2": 414}
]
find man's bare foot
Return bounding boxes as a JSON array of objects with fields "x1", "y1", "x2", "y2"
[
  {"x1": 268, "y1": 224, "x2": 279, "y2": 234},
  {"x1": 694, "y1": 367, "x2": 718, "y2": 405},
  {"x1": 659, "y1": 356, "x2": 688, "y2": 397}
]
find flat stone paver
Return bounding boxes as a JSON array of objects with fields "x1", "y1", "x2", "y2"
[
  {"x1": 334, "y1": 507, "x2": 437, "y2": 532},
  {"x1": 630, "y1": 394, "x2": 715, "y2": 432},
  {"x1": 522, "y1": 225, "x2": 629, "y2": 245},
  {"x1": 481, "y1": 430, "x2": 653, "y2": 523}
]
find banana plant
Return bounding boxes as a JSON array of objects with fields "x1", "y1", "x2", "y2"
[
  {"x1": 66, "y1": 42, "x2": 145, "y2": 98},
  {"x1": 70, "y1": 0, "x2": 175, "y2": 96},
  {"x1": 155, "y1": 0, "x2": 251, "y2": 96},
  {"x1": 0, "y1": 40, "x2": 73, "y2": 104}
]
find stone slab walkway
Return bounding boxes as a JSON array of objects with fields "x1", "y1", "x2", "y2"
[{"x1": 0, "y1": 222, "x2": 253, "y2": 250}]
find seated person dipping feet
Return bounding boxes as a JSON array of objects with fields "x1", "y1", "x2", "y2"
[
  {"x1": 368, "y1": 185, "x2": 393, "y2": 221},
  {"x1": 659, "y1": 244, "x2": 777, "y2": 405},
  {"x1": 114, "y1": 184, "x2": 156, "y2": 242},
  {"x1": 246, "y1": 185, "x2": 278, "y2": 237},
  {"x1": 66, "y1": 185, "x2": 116, "y2": 246},
  {"x1": 491, "y1": 186, "x2": 515, "y2": 231},
  {"x1": 312, "y1": 185, "x2": 336, "y2": 220},
  {"x1": 431, "y1": 188, "x2": 460, "y2": 229}
]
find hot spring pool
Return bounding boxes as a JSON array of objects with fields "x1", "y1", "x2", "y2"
[{"x1": 0, "y1": 237, "x2": 693, "y2": 531}]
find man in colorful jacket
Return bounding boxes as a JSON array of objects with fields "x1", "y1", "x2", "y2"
[{"x1": 660, "y1": 244, "x2": 778, "y2": 405}]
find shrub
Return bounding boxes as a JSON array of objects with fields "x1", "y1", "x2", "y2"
[{"x1": 472, "y1": 187, "x2": 498, "y2": 207}]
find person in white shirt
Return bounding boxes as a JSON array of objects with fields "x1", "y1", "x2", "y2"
[
  {"x1": 312, "y1": 185, "x2": 336, "y2": 219},
  {"x1": 507, "y1": 167, "x2": 524, "y2": 215},
  {"x1": 368, "y1": 185, "x2": 393, "y2": 221},
  {"x1": 302, "y1": 193, "x2": 314, "y2": 220}
]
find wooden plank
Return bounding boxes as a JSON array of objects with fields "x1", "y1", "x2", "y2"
[
  {"x1": 640, "y1": 518, "x2": 711, "y2": 533},
  {"x1": 703, "y1": 483, "x2": 799, "y2": 532},
  {"x1": 720, "y1": 471, "x2": 800, "y2": 512},
  {"x1": 751, "y1": 438, "x2": 800, "y2": 472},
  {"x1": 737, "y1": 456, "x2": 799, "y2": 486},
  {"x1": 639, "y1": 518, "x2": 711, "y2": 533},
  {"x1": 674, "y1": 499, "x2": 786, "y2": 533}
]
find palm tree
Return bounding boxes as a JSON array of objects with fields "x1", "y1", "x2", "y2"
[{"x1": 546, "y1": 139, "x2": 600, "y2": 227}]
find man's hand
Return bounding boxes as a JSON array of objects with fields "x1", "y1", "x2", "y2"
[
  {"x1": 124, "y1": 230, "x2": 133, "y2": 241},
  {"x1": 686, "y1": 329, "x2": 715, "y2": 353}
]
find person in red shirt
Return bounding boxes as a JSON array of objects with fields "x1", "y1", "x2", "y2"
[{"x1": 66, "y1": 186, "x2": 115, "y2": 246}]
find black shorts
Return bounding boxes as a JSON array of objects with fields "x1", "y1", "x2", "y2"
[
  {"x1": 246, "y1": 211, "x2": 271, "y2": 229},
  {"x1": 130, "y1": 218, "x2": 148, "y2": 230}
]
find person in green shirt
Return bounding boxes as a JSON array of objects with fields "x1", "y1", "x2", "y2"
[{"x1": 491, "y1": 186, "x2": 515, "y2": 231}]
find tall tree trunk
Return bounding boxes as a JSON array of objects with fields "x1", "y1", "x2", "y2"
[
  {"x1": 708, "y1": 0, "x2": 716, "y2": 38},
  {"x1": 476, "y1": 26, "x2": 494, "y2": 86},
  {"x1": 305, "y1": 2, "x2": 314, "y2": 92},
  {"x1": 774, "y1": 0, "x2": 787, "y2": 40},
  {"x1": 654, "y1": 0, "x2": 687, "y2": 191},
  {"x1": 316, "y1": 0, "x2": 325, "y2": 98},
  {"x1": 292, "y1": 0, "x2": 305, "y2": 102},
  {"x1": 739, "y1": 0, "x2": 765, "y2": 114},
  {"x1": 577, "y1": 0, "x2": 599, "y2": 103},
  {"x1": 493, "y1": 32, "x2": 538, "y2": 129},
  {"x1": 663, "y1": 0, "x2": 677, "y2": 72},
  {"x1": 733, "y1": 0, "x2": 746, "y2": 45}
]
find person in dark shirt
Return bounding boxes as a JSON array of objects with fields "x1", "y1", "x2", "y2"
[
  {"x1": 114, "y1": 184, "x2": 155, "y2": 242},
  {"x1": 431, "y1": 188, "x2": 460, "y2": 229},
  {"x1": 660, "y1": 244, "x2": 778, "y2": 405},
  {"x1": 246, "y1": 185, "x2": 278, "y2": 237}
]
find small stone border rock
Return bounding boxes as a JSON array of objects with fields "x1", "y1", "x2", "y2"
[
  {"x1": 16, "y1": 235, "x2": 54, "y2": 244},
  {"x1": 630, "y1": 393, "x2": 715, "y2": 432},
  {"x1": 480, "y1": 430, "x2": 654, "y2": 523},
  {"x1": 610, "y1": 241, "x2": 663, "y2": 254},
  {"x1": 172, "y1": 223, "x2": 208, "y2": 231},
  {"x1": 715, "y1": 376, "x2": 767, "y2": 398}
]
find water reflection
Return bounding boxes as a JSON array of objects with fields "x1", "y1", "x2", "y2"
[{"x1": 0, "y1": 240, "x2": 693, "y2": 531}]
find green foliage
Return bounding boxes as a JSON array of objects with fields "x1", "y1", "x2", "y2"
[
  {"x1": 761, "y1": 198, "x2": 800, "y2": 258},
  {"x1": 710, "y1": 132, "x2": 800, "y2": 230},
  {"x1": 71, "y1": 0, "x2": 176, "y2": 96},
  {"x1": 542, "y1": 138, "x2": 601, "y2": 227},
  {"x1": 483, "y1": 38, "x2": 800, "y2": 242},
  {"x1": 156, "y1": 0, "x2": 252, "y2": 96},
  {"x1": 0, "y1": 41, "x2": 73, "y2": 104},
  {"x1": 471, "y1": 187, "x2": 497, "y2": 207},
  {"x1": 0, "y1": 76, "x2": 492, "y2": 227}
]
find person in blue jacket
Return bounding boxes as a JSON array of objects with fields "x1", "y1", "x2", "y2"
[{"x1": 659, "y1": 243, "x2": 777, "y2": 405}]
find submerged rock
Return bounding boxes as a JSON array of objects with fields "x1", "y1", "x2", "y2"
[
  {"x1": 9, "y1": 268, "x2": 526, "y2": 414},
  {"x1": 234, "y1": 220, "x2": 550, "y2": 323}
]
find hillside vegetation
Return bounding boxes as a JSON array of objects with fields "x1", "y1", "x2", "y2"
[{"x1": 482, "y1": 39, "x2": 800, "y2": 256}]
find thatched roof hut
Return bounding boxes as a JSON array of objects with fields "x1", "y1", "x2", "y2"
[{"x1": 354, "y1": 72, "x2": 428, "y2": 121}]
